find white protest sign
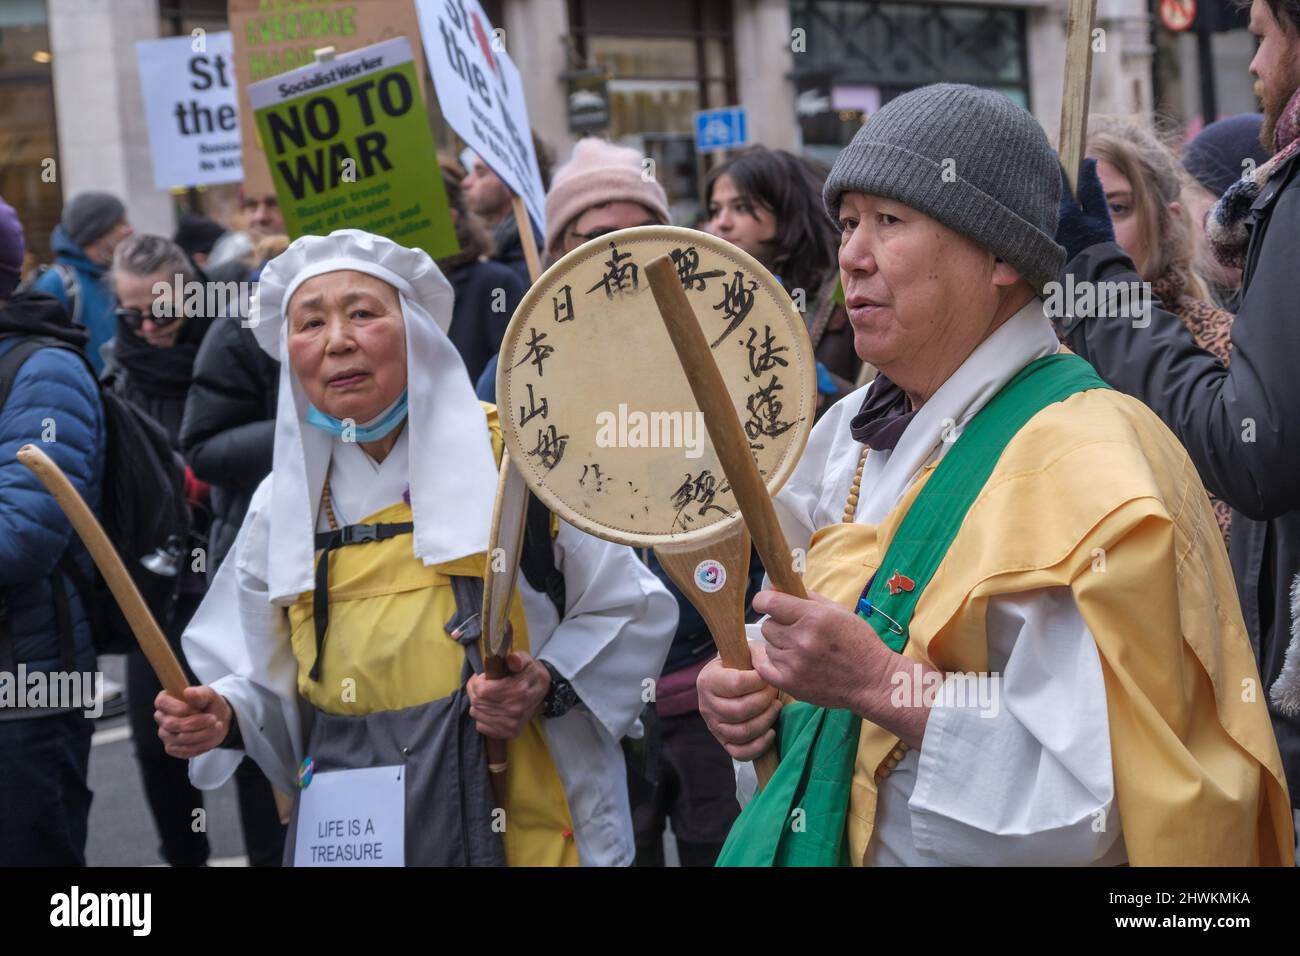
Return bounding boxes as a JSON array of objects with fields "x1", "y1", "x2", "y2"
[
  {"x1": 293, "y1": 765, "x2": 404, "y2": 867},
  {"x1": 415, "y1": 0, "x2": 546, "y2": 234},
  {"x1": 135, "y1": 32, "x2": 243, "y2": 189}
]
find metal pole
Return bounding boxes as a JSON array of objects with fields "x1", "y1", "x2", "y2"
[{"x1": 1196, "y1": 3, "x2": 1218, "y2": 124}]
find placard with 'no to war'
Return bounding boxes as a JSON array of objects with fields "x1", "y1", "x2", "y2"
[{"x1": 248, "y1": 36, "x2": 459, "y2": 261}]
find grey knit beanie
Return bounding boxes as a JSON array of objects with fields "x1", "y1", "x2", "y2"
[
  {"x1": 823, "y1": 84, "x2": 1065, "y2": 293},
  {"x1": 63, "y1": 191, "x2": 127, "y2": 248}
]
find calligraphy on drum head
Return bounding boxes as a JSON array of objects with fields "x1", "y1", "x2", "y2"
[{"x1": 500, "y1": 229, "x2": 815, "y2": 543}]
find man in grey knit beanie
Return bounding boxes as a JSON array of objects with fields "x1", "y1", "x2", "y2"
[
  {"x1": 823, "y1": 82, "x2": 1065, "y2": 294},
  {"x1": 698, "y1": 83, "x2": 1281, "y2": 867}
]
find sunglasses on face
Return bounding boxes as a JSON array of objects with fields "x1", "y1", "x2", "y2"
[{"x1": 115, "y1": 307, "x2": 182, "y2": 331}]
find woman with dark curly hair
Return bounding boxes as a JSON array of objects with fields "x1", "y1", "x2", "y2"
[{"x1": 706, "y1": 146, "x2": 865, "y2": 417}]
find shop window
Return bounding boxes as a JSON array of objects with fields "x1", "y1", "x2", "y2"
[
  {"x1": 791, "y1": 0, "x2": 1028, "y2": 161},
  {"x1": 569, "y1": 0, "x2": 735, "y2": 214},
  {"x1": 0, "y1": 0, "x2": 58, "y2": 266}
]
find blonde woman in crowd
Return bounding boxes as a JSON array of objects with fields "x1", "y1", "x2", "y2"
[{"x1": 1087, "y1": 116, "x2": 1235, "y2": 545}]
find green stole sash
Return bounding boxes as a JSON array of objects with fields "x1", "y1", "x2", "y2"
[{"x1": 716, "y1": 353, "x2": 1110, "y2": 867}]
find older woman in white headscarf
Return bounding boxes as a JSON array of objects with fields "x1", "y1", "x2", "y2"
[{"x1": 154, "y1": 230, "x2": 677, "y2": 866}]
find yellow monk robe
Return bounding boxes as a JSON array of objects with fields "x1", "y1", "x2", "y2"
[
  {"x1": 800, "y1": 388, "x2": 1293, "y2": 865},
  {"x1": 285, "y1": 406, "x2": 578, "y2": 867}
]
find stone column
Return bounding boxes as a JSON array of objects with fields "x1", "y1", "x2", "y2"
[
  {"x1": 1026, "y1": 3, "x2": 1069, "y2": 144},
  {"x1": 47, "y1": 0, "x2": 174, "y2": 236},
  {"x1": 1025, "y1": 0, "x2": 1153, "y2": 142},
  {"x1": 732, "y1": 0, "x2": 798, "y2": 151},
  {"x1": 1093, "y1": 0, "x2": 1155, "y2": 120},
  {"x1": 502, "y1": 0, "x2": 574, "y2": 161}
]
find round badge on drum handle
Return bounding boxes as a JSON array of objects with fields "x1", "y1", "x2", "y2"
[{"x1": 693, "y1": 559, "x2": 726, "y2": 593}]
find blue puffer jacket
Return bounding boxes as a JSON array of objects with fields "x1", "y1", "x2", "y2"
[
  {"x1": 29, "y1": 224, "x2": 117, "y2": 375},
  {"x1": 0, "y1": 292, "x2": 106, "y2": 677}
]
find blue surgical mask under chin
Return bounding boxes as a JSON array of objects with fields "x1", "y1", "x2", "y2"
[{"x1": 305, "y1": 389, "x2": 409, "y2": 442}]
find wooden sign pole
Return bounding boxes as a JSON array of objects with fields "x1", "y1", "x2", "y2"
[
  {"x1": 1059, "y1": 0, "x2": 1099, "y2": 195},
  {"x1": 510, "y1": 194, "x2": 543, "y2": 283},
  {"x1": 479, "y1": 192, "x2": 543, "y2": 809}
]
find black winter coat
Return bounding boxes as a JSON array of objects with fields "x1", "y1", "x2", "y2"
[
  {"x1": 99, "y1": 314, "x2": 212, "y2": 447},
  {"x1": 490, "y1": 215, "x2": 540, "y2": 289},
  {"x1": 1059, "y1": 150, "x2": 1300, "y2": 807},
  {"x1": 446, "y1": 258, "x2": 525, "y2": 383},
  {"x1": 179, "y1": 316, "x2": 279, "y2": 574}
]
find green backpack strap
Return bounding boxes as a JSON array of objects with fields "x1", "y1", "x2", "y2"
[{"x1": 716, "y1": 353, "x2": 1110, "y2": 867}]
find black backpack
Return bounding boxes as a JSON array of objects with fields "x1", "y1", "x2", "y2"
[{"x1": 0, "y1": 335, "x2": 190, "y2": 657}]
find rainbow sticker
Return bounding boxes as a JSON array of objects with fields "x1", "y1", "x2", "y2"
[{"x1": 693, "y1": 559, "x2": 726, "y2": 594}]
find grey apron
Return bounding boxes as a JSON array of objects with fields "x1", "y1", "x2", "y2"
[{"x1": 282, "y1": 574, "x2": 506, "y2": 867}]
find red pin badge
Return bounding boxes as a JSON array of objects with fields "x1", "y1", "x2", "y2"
[{"x1": 886, "y1": 570, "x2": 915, "y2": 595}]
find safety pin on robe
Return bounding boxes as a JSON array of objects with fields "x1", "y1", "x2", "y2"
[
  {"x1": 855, "y1": 597, "x2": 904, "y2": 636},
  {"x1": 450, "y1": 612, "x2": 480, "y2": 641}
]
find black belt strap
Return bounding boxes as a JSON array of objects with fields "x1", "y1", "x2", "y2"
[{"x1": 309, "y1": 521, "x2": 414, "y2": 682}]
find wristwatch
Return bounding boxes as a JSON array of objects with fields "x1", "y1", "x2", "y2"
[{"x1": 540, "y1": 660, "x2": 581, "y2": 719}]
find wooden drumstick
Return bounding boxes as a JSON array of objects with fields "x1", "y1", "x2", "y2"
[
  {"x1": 645, "y1": 257, "x2": 807, "y2": 600},
  {"x1": 647, "y1": 255, "x2": 807, "y2": 783},
  {"x1": 17, "y1": 443, "x2": 187, "y2": 696}
]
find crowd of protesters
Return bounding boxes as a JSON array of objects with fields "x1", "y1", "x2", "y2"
[{"x1": 2, "y1": 0, "x2": 1300, "y2": 869}]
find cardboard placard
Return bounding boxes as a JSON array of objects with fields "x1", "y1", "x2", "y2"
[
  {"x1": 248, "y1": 36, "x2": 458, "y2": 259},
  {"x1": 136, "y1": 32, "x2": 244, "y2": 189},
  {"x1": 293, "y1": 765, "x2": 404, "y2": 867},
  {"x1": 229, "y1": 0, "x2": 430, "y2": 196}
]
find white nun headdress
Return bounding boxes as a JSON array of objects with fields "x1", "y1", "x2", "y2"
[{"x1": 248, "y1": 229, "x2": 499, "y2": 604}]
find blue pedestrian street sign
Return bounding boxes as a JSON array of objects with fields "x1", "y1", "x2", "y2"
[{"x1": 695, "y1": 106, "x2": 748, "y2": 152}]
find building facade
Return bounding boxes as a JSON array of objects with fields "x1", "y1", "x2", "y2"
[{"x1": 0, "y1": 0, "x2": 1245, "y2": 261}]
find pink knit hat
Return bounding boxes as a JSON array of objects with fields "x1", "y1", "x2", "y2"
[{"x1": 545, "y1": 138, "x2": 670, "y2": 257}]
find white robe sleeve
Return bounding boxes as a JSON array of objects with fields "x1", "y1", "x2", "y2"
[
  {"x1": 530, "y1": 519, "x2": 678, "y2": 742},
  {"x1": 182, "y1": 495, "x2": 304, "y2": 797},
  {"x1": 906, "y1": 586, "x2": 1124, "y2": 866}
]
